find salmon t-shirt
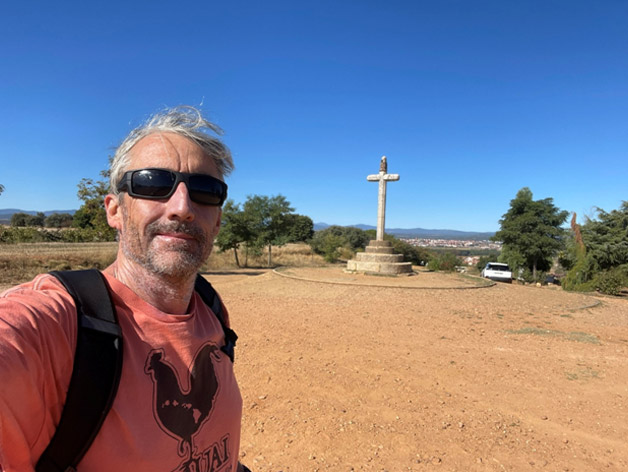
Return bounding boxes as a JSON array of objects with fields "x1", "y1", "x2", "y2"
[{"x1": 0, "y1": 272, "x2": 242, "y2": 472}]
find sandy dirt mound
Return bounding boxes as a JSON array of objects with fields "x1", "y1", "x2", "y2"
[{"x1": 206, "y1": 267, "x2": 628, "y2": 472}]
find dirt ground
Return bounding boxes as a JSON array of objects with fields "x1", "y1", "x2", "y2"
[{"x1": 205, "y1": 267, "x2": 628, "y2": 472}]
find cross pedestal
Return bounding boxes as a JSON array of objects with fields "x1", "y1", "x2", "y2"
[{"x1": 346, "y1": 156, "x2": 413, "y2": 276}]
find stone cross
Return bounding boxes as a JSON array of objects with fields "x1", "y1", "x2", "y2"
[{"x1": 366, "y1": 156, "x2": 400, "y2": 241}]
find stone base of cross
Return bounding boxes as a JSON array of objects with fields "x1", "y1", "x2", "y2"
[{"x1": 366, "y1": 156, "x2": 399, "y2": 241}]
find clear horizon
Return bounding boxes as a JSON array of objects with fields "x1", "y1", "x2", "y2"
[{"x1": 1, "y1": 1, "x2": 626, "y2": 232}]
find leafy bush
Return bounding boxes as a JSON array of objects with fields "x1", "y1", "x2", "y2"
[
  {"x1": 594, "y1": 272, "x2": 623, "y2": 295},
  {"x1": 389, "y1": 238, "x2": 430, "y2": 266},
  {"x1": 310, "y1": 226, "x2": 370, "y2": 262},
  {"x1": 310, "y1": 232, "x2": 347, "y2": 262},
  {"x1": 428, "y1": 252, "x2": 459, "y2": 272},
  {"x1": 592, "y1": 268, "x2": 628, "y2": 296},
  {"x1": 311, "y1": 226, "x2": 432, "y2": 265},
  {"x1": 562, "y1": 247, "x2": 594, "y2": 292},
  {"x1": 0, "y1": 227, "x2": 54, "y2": 243},
  {"x1": 62, "y1": 227, "x2": 114, "y2": 242},
  {"x1": 0, "y1": 226, "x2": 115, "y2": 244}
]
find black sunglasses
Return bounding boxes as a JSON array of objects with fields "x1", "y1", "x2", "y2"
[{"x1": 117, "y1": 168, "x2": 228, "y2": 206}]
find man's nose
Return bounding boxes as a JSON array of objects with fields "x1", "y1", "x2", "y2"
[{"x1": 165, "y1": 182, "x2": 195, "y2": 221}]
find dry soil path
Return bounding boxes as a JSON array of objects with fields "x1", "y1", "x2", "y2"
[{"x1": 205, "y1": 267, "x2": 628, "y2": 472}]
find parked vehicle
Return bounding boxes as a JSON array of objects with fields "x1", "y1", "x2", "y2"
[
  {"x1": 481, "y1": 262, "x2": 512, "y2": 283},
  {"x1": 545, "y1": 274, "x2": 561, "y2": 286}
]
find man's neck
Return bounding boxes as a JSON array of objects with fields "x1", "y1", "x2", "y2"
[{"x1": 104, "y1": 259, "x2": 196, "y2": 315}]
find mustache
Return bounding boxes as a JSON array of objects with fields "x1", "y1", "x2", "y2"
[{"x1": 145, "y1": 221, "x2": 207, "y2": 243}]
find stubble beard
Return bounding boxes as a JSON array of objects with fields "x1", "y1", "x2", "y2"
[{"x1": 120, "y1": 212, "x2": 212, "y2": 280}]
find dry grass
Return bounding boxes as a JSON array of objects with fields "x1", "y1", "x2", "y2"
[
  {"x1": 0, "y1": 242, "x2": 325, "y2": 288},
  {"x1": 205, "y1": 243, "x2": 326, "y2": 270},
  {"x1": 0, "y1": 242, "x2": 118, "y2": 286}
]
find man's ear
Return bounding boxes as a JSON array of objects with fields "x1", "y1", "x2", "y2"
[{"x1": 104, "y1": 194, "x2": 123, "y2": 230}]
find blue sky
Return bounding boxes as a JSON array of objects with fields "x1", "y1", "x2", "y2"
[{"x1": 1, "y1": 1, "x2": 626, "y2": 232}]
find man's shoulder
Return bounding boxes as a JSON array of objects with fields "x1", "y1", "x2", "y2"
[
  {"x1": 2, "y1": 272, "x2": 69, "y2": 300},
  {"x1": 0, "y1": 273, "x2": 78, "y2": 329}
]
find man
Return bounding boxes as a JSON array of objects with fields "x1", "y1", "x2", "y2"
[{"x1": 0, "y1": 106, "x2": 248, "y2": 472}]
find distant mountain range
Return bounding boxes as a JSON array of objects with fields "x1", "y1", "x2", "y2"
[{"x1": 314, "y1": 223, "x2": 494, "y2": 241}]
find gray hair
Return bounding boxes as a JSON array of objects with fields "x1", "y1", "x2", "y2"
[{"x1": 109, "y1": 106, "x2": 234, "y2": 194}]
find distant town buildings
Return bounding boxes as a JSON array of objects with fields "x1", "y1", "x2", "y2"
[
  {"x1": 462, "y1": 256, "x2": 481, "y2": 266},
  {"x1": 401, "y1": 238, "x2": 502, "y2": 250}
]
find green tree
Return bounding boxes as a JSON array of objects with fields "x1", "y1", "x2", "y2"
[
  {"x1": 581, "y1": 201, "x2": 628, "y2": 271},
  {"x1": 27, "y1": 212, "x2": 46, "y2": 227},
  {"x1": 562, "y1": 202, "x2": 628, "y2": 293},
  {"x1": 10, "y1": 212, "x2": 30, "y2": 227},
  {"x1": 284, "y1": 214, "x2": 314, "y2": 243},
  {"x1": 338, "y1": 226, "x2": 372, "y2": 249},
  {"x1": 45, "y1": 212, "x2": 74, "y2": 228},
  {"x1": 493, "y1": 187, "x2": 568, "y2": 279},
  {"x1": 215, "y1": 200, "x2": 255, "y2": 267},
  {"x1": 73, "y1": 165, "x2": 116, "y2": 241},
  {"x1": 10, "y1": 211, "x2": 45, "y2": 227},
  {"x1": 243, "y1": 194, "x2": 294, "y2": 266}
]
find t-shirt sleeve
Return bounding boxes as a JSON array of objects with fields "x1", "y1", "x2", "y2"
[{"x1": 0, "y1": 275, "x2": 77, "y2": 471}]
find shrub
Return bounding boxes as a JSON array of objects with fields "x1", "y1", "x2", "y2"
[
  {"x1": 321, "y1": 234, "x2": 347, "y2": 262},
  {"x1": 0, "y1": 227, "x2": 53, "y2": 243},
  {"x1": 389, "y1": 238, "x2": 430, "y2": 265},
  {"x1": 428, "y1": 252, "x2": 459, "y2": 272},
  {"x1": 562, "y1": 250, "x2": 594, "y2": 292},
  {"x1": 0, "y1": 226, "x2": 117, "y2": 244},
  {"x1": 593, "y1": 269, "x2": 627, "y2": 296},
  {"x1": 310, "y1": 226, "x2": 370, "y2": 262}
]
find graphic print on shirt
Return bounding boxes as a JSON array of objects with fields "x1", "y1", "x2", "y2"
[{"x1": 145, "y1": 343, "x2": 232, "y2": 472}]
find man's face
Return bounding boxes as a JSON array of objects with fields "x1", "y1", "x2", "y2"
[{"x1": 106, "y1": 132, "x2": 222, "y2": 280}]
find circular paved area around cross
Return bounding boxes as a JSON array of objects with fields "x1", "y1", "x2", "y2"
[{"x1": 273, "y1": 266, "x2": 495, "y2": 290}]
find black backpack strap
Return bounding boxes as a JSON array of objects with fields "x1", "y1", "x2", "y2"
[
  {"x1": 194, "y1": 274, "x2": 238, "y2": 362},
  {"x1": 36, "y1": 270, "x2": 123, "y2": 472}
]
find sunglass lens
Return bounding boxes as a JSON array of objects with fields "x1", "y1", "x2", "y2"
[
  {"x1": 132, "y1": 170, "x2": 175, "y2": 197},
  {"x1": 189, "y1": 175, "x2": 225, "y2": 205}
]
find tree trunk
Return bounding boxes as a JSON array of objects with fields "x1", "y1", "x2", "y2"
[
  {"x1": 233, "y1": 247, "x2": 240, "y2": 268},
  {"x1": 267, "y1": 244, "x2": 272, "y2": 267},
  {"x1": 532, "y1": 260, "x2": 537, "y2": 280}
]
